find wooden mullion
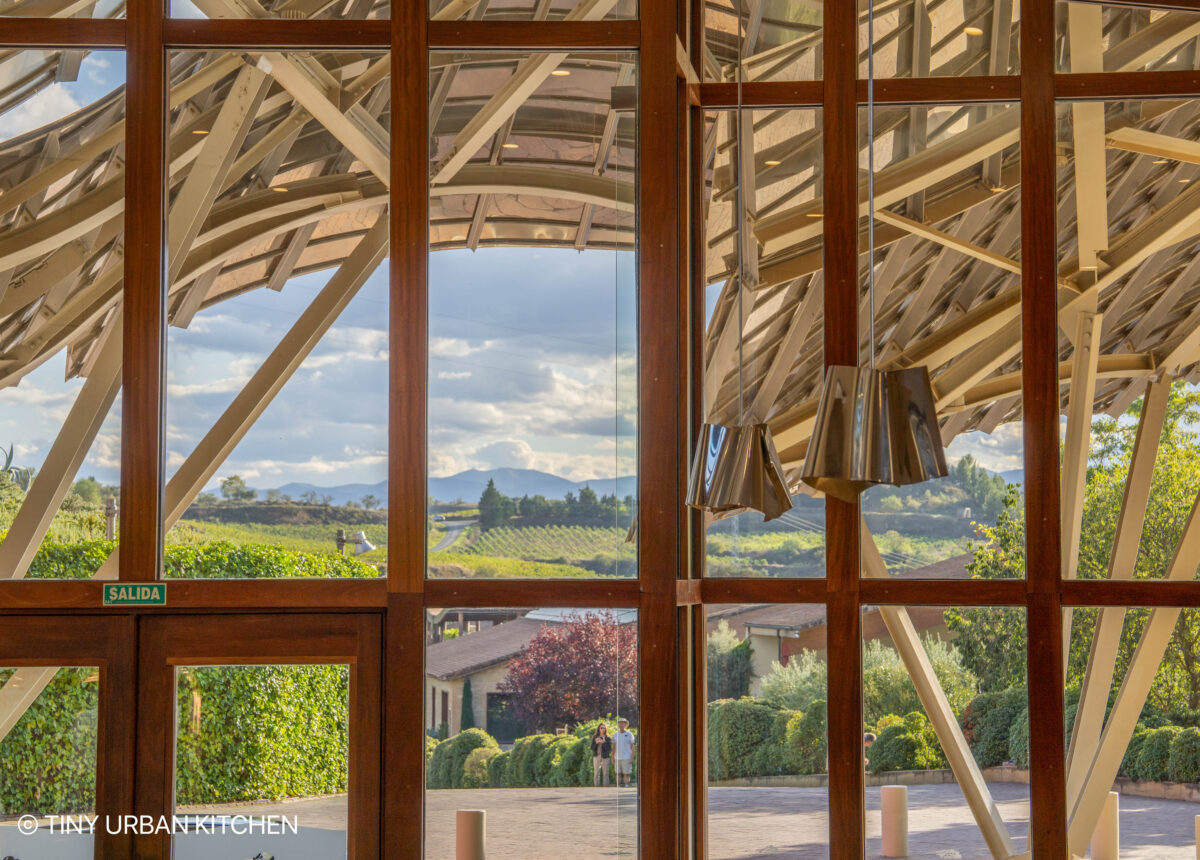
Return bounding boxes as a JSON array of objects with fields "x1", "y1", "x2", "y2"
[
  {"x1": 163, "y1": 18, "x2": 390, "y2": 47},
  {"x1": 1056, "y1": 69, "x2": 1200, "y2": 99},
  {"x1": 1067, "y1": 0, "x2": 1200, "y2": 10},
  {"x1": 0, "y1": 18, "x2": 125, "y2": 45},
  {"x1": 428, "y1": 19, "x2": 639, "y2": 49},
  {"x1": 855, "y1": 75, "x2": 1021, "y2": 104},
  {"x1": 699, "y1": 80, "x2": 823, "y2": 107},
  {"x1": 0, "y1": 579, "x2": 389, "y2": 610},
  {"x1": 823, "y1": 0, "x2": 864, "y2": 855},
  {"x1": 121, "y1": 0, "x2": 165, "y2": 586},
  {"x1": 424, "y1": 577, "x2": 640, "y2": 607},
  {"x1": 639, "y1": 0, "x2": 684, "y2": 854},
  {"x1": 1022, "y1": 0, "x2": 1068, "y2": 854},
  {"x1": 1063, "y1": 580, "x2": 1200, "y2": 606},
  {"x1": 700, "y1": 576, "x2": 827, "y2": 604},
  {"x1": 861, "y1": 577, "x2": 1028, "y2": 606}
]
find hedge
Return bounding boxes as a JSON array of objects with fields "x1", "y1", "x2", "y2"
[
  {"x1": 427, "y1": 729, "x2": 498, "y2": 789},
  {"x1": 1168, "y1": 727, "x2": 1200, "y2": 783},
  {"x1": 463, "y1": 747, "x2": 502, "y2": 788},
  {"x1": 708, "y1": 698, "x2": 786, "y2": 780},
  {"x1": 868, "y1": 713, "x2": 945, "y2": 773},
  {"x1": 487, "y1": 750, "x2": 511, "y2": 787},
  {"x1": 1135, "y1": 726, "x2": 1183, "y2": 782},
  {"x1": 509, "y1": 734, "x2": 555, "y2": 787},
  {"x1": 1121, "y1": 728, "x2": 1149, "y2": 779}
]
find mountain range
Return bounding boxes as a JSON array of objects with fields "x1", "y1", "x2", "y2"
[{"x1": 235, "y1": 468, "x2": 637, "y2": 506}]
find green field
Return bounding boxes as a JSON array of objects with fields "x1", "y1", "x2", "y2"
[
  {"x1": 462, "y1": 524, "x2": 629, "y2": 561},
  {"x1": 170, "y1": 519, "x2": 388, "y2": 566}
]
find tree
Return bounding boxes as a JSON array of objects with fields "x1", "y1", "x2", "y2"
[
  {"x1": 478, "y1": 479, "x2": 514, "y2": 531},
  {"x1": 707, "y1": 621, "x2": 754, "y2": 701},
  {"x1": 499, "y1": 612, "x2": 638, "y2": 733},
  {"x1": 460, "y1": 677, "x2": 476, "y2": 730},
  {"x1": 71, "y1": 476, "x2": 104, "y2": 505},
  {"x1": 219, "y1": 474, "x2": 256, "y2": 502},
  {"x1": 264, "y1": 488, "x2": 282, "y2": 503},
  {"x1": 361, "y1": 494, "x2": 380, "y2": 510}
]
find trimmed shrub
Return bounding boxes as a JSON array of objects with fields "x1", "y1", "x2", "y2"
[
  {"x1": 1121, "y1": 728, "x2": 1149, "y2": 779},
  {"x1": 487, "y1": 750, "x2": 511, "y2": 788},
  {"x1": 426, "y1": 736, "x2": 439, "y2": 772},
  {"x1": 428, "y1": 729, "x2": 498, "y2": 789},
  {"x1": 868, "y1": 712, "x2": 945, "y2": 773},
  {"x1": 550, "y1": 735, "x2": 586, "y2": 786},
  {"x1": 968, "y1": 687, "x2": 1026, "y2": 768},
  {"x1": 463, "y1": 746, "x2": 502, "y2": 788},
  {"x1": 785, "y1": 699, "x2": 827, "y2": 775},
  {"x1": 1136, "y1": 726, "x2": 1183, "y2": 783},
  {"x1": 535, "y1": 735, "x2": 578, "y2": 786},
  {"x1": 708, "y1": 698, "x2": 780, "y2": 780},
  {"x1": 1008, "y1": 708, "x2": 1030, "y2": 769},
  {"x1": 1168, "y1": 726, "x2": 1200, "y2": 783},
  {"x1": 509, "y1": 734, "x2": 555, "y2": 787}
]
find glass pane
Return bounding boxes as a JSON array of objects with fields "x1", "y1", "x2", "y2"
[
  {"x1": 1057, "y1": 3, "x2": 1200, "y2": 73},
  {"x1": 1067, "y1": 609, "x2": 1200, "y2": 857},
  {"x1": 171, "y1": 0, "x2": 386, "y2": 21},
  {"x1": 703, "y1": 0, "x2": 823, "y2": 82},
  {"x1": 0, "y1": 49, "x2": 126, "y2": 582},
  {"x1": 0, "y1": 667, "x2": 99, "y2": 859},
  {"x1": 859, "y1": 103, "x2": 1025, "y2": 579},
  {"x1": 1055, "y1": 97, "x2": 1200, "y2": 587},
  {"x1": 863, "y1": 606, "x2": 1030, "y2": 856},
  {"x1": 428, "y1": 52, "x2": 637, "y2": 580},
  {"x1": 424, "y1": 608, "x2": 638, "y2": 857},
  {"x1": 430, "y1": 0, "x2": 635, "y2": 21},
  {"x1": 2, "y1": 0, "x2": 123, "y2": 16},
  {"x1": 162, "y1": 50, "x2": 389, "y2": 580},
  {"x1": 173, "y1": 664, "x2": 349, "y2": 858},
  {"x1": 701, "y1": 108, "x2": 825, "y2": 578},
  {"x1": 706, "y1": 604, "x2": 829, "y2": 858},
  {"x1": 861, "y1": 0, "x2": 1020, "y2": 77}
]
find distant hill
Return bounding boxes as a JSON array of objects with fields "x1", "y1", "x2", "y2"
[{"x1": 210, "y1": 468, "x2": 637, "y2": 506}]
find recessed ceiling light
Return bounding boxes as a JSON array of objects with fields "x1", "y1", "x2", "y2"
[
  {"x1": 991, "y1": 186, "x2": 1006, "y2": 193},
  {"x1": 192, "y1": 129, "x2": 209, "y2": 135},
  {"x1": 807, "y1": 212, "x2": 823, "y2": 218},
  {"x1": 551, "y1": 69, "x2": 571, "y2": 76},
  {"x1": 964, "y1": 26, "x2": 984, "y2": 36},
  {"x1": 1180, "y1": 178, "x2": 1191, "y2": 183},
  {"x1": 1153, "y1": 159, "x2": 1169, "y2": 164},
  {"x1": 501, "y1": 143, "x2": 519, "y2": 149},
  {"x1": 271, "y1": 186, "x2": 288, "y2": 193},
  {"x1": 765, "y1": 159, "x2": 781, "y2": 165}
]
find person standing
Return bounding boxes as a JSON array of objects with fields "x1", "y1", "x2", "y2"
[
  {"x1": 591, "y1": 723, "x2": 613, "y2": 786},
  {"x1": 613, "y1": 717, "x2": 636, "y2": 787}
]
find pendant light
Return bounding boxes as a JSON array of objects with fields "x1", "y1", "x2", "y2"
[
  {"x1": 799, "y1": 0, "x2": 948, "y2": 503},
  {"x1": 686, "y1": 0, "x2": 793, "y2": 523}
]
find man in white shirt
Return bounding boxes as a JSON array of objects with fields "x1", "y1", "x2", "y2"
[{"x1": 612, "y1": 717, "x2": 636, "y2": 787}]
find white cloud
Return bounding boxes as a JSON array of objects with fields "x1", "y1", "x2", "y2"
[{"x1": 1, "y1": 85, "x2": 81, "y2": 141}]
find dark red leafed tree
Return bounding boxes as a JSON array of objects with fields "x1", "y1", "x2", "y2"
[{"x1": 499, "y1": 612, "x2": 638, "y2": 733}]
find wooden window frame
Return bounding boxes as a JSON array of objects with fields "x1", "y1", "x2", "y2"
[{"x1": 2, "y1": 0, "x2": 1200, "y2": 857}]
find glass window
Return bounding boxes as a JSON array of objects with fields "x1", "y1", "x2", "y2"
[
  {"x1": 861, "y1": 0, "x2": 1020, "y2": 78},
  {"x1": 0, "y1": 49, "x2": 126, "y2": 582},
  {"x1": 1056, "y1": 2, "x2": 1200, "y2": 73},
  {"x1": 701, "y1": 108, "x2": 825, "y2": 578},
  {"x1": 173, "y1": 664, "x2": 350, "y2": 857},
  {"x1": 427, "y1": 51, "x2": 637, "y2": 580},
  {"x1": 0, "y1": 667, "x2": 99, "y2": 859},
  {"x1": 704, "y1": 0, "x2": 823, "y2": 82},
  {"x1": 863, "y1": 606, "x2": 1029, "y2": 857},
  {"x1": 859, "y1": 102, "x2": 1025, "y2": 580},
  {"x1": 171, "y1": 0, "x2": 387, "y2": 21},
  {"x1": 430, "y1": 0, "x2": 635, "y2": 21},
  {"x1": 162, "y1": 50, "x2": 389, "y2": 581},
  {"x1": 424, "y1": 607, "x2": 638, "y2": 856},
  {"x1": 706, "y1": 604, "x2": 829, "y2": 858}
]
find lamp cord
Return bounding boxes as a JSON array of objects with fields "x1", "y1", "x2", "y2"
[{"x1": 867, "y1": 0, "x2": 877, "y2": 370}]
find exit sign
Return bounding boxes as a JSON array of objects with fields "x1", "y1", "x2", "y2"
[{"x1": 103, "y1": 583, "x2": 166, "y2": 606}]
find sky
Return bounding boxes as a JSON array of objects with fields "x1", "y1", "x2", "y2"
[{"x1": 0, "y1": 48, "x2": 1024, "y2": 497}]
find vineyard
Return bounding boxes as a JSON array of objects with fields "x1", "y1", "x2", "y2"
[{"x1": 463, "y1": 525, "x2": 630, "y2": 562}]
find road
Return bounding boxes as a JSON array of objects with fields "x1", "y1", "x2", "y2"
[{"x1": 432, "y1": 518, "x2": 475, "y2": 551}]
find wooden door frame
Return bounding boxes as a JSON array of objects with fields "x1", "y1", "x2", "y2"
[
  {"x1": 0, "y1": 615, "x2": 136, "y2": 860},
  {"x1": 134, "y1": 612, "x2": 382, "y2": 860}
]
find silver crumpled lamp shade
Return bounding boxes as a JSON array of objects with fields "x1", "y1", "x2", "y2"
[
  {"x1": 800, "y1": 365, "x2": 948, "y2": 503},
  {"x1": 686, "y1": 423, "x2": 793, "y2": 522}
]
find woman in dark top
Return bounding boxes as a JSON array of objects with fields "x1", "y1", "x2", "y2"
[{"x1": 591, "y1": 723, "x2": 613, "y2": 786}]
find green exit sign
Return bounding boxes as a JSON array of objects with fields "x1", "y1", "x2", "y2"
[{"x1": 103, "y1": 583, "x2": 166, "y2": 606}]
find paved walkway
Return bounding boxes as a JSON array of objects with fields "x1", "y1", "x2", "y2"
[{"x1": 4, "y1": 784, "x2": 1198, "y2": 858}]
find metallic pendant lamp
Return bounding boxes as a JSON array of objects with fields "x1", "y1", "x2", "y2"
[
  {"x1": 798, "y1": 0, "x2": 947, "y2": 503},
  {"x1": 686, "y1": 1, "x2": 794, "y2": 523}
]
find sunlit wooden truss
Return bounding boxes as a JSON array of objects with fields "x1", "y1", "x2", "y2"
[{"x1": 0, "y1": 1, "x2": 1199, "y2": 856}]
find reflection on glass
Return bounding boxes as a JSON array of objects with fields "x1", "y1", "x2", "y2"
[
  {"x1": 171, "y1": 0, "x2": 386, "y2": 21},
  {"x1": 704, "y1": 0, "x2": 823, "y2": 82},
  {"x1": 0, "y1": 667, "x2": 98, "y2": 859},
  {"x1": 424, "y1": 608, "x2": 638, "y2": 857},
  {"x1": 0, "y1": 50, "x2": 126, "y2": 582},
  {"x1": 1066, "y1": 609, "x2": 1200, "y2": 857},
  {"x1": 858, "y1": 103, "x2": 1024, "y2": 579},
  {"x1": 706, "y1": 605, "x2": 829, "y2": 858},
  {"x1": 430, "y1": 0, "x2": 635, "y2": 21},
  {"x1": 860, "y1": 0, "x2": 1020, "y2": 77},
  {"x1": 162, "y1": 51, "x2": 389, "y2": 581},
  {"x1": 427, "y1": 52, "x2": 637, "y2": 580},
  {"x1": 173, "y1": 665, "x2": 349, "y2": 858},
  {"x1": 702, "y1": 108, "x2": 824, "y2": 578},
  {"x1": 863, "y1": 607, "x2": 1029, "y2": 857},
  {"x1": 1057, "y1": 3, "x2": 1200, "y2": 74}
]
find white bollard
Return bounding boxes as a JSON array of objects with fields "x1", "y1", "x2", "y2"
[
  {"x1": 880, "y1": 785, "x2": 909, "y2": 858},
  {"x1": 1089, "y1": 791, "x2": 1119, "y2": 860},
  {"x1": 456, "y1": 809, "x2": 486, "y2": 860}
]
